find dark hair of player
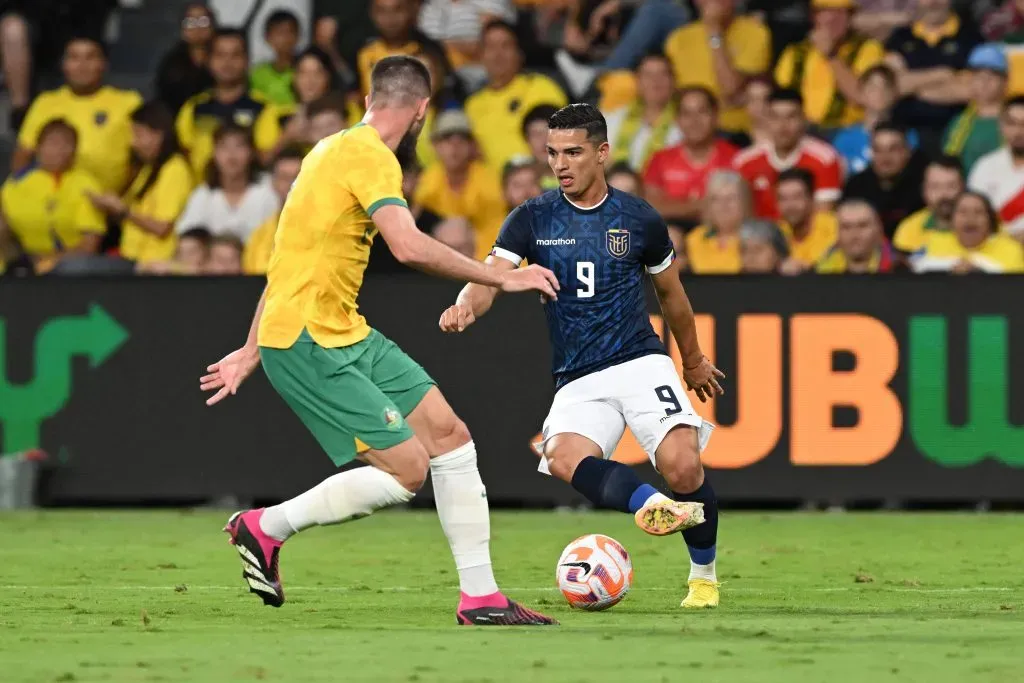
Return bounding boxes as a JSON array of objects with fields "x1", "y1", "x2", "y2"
[
  {"x1": 207, "y1": 123, "x2": 262, "y2": 188},
  {"x1": 369, "y1": 55, "x2": 431, "y2": 106},
  {"x1": 860, "y1": 64, "x2": 898, "y2": 88},
  {"x1": 927, "y1": 154, "x2": 964, "y2": 178},
  {"x1": 776, "y1": 167, "x2": 815, "y2": 195},
  {"x1": 481, "y1": 19, "x2": 519, "y2": 45},
  {"x1": 679, "y1": 85, "x2": 719, "y2": 113},
  {"x1": 547, "y1": 103, "x2": 608, "y2": 144},
  {"x1": 131, "y1": 101, "x2": 183, "y2": 200},
  {"x1": 213, "y1": 28, "x2": 249, "y2": 55},
  {"x1": 264, "y1": 9, "x2": 300, "y2": 35},
  {"x1": 1004, "y1": 95, "x2": 1024, "y2": 112},
  {"x1": 307, "y1": 92, "x2": 348, "y2": 120},
  {"x1": 953, "y1": 190, "x2": 999, "y2": 231},
  {"x1": 769, "y1": 87, "x2": 804, "y2": 108},
  {"x1": 521, "y1": 104, "x2": 559, "y2": 138},
  {"x1": 873, "y1": 120, "x2": 909, "y2": 141}
]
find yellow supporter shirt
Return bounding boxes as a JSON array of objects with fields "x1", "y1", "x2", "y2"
[
  {"x1": 465, "y1": 74, "x2": 567, "y2": 171},
  {"x1": 892, "y1": 208, "x2": 945, "y2": 254},
  {"x1": 775, "y1": 35, "x2": 884, "y2": 127},
  {"x1": 18, "y1": 86, "x2": 142, "y2": 192},
  {"x1": 244, "y1": 210, "x2": 280, "y2": 275},
  {"x1": 1, "y1": 166, "x2": 105, "y2": 256},
  {"x1": 663, "y1": 17, "x2": 771, "y2": 133},
  {"x1": 417, "y1": 107, "x2": 437, "y2": 169},
  {"x1": 176, "y1": 90, "x2": 282, "y2": 179},
  {"x1": 779, "y1": 211, "x2": 838, "y2": 265},
  {"x1": 259, "y1": 123, "x2": 407, "y2": 349},
  {"x1": 357, "y1": 39, "x2": 424, "y2": 96},
  {"x1": 414, "y1": 160, "x2": 507, "y2": 261},
  {"x1": 119, "y1": 155, "x2": 195, "y2": 263},
  {"x1": 685, "y1": 225, "x2": 741, "y2": 274},
  {"x1": 914, "y1": 231, "x2": 1024, "y2": 273}
]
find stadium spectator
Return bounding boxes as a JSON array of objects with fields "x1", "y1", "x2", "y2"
[
  {"x1": 943, "y1": 44, "x2": 1009, "y2": 174},
  {"x1": 136, "y1": 226, "x2": 211, "y2": 275},
  {"x1": 89, "y1": 102, "x2": 195, "y2": 266},
  {"x1": 746, "y1": 0, "x2": 812, "y2": 61},
  {"x1": 831, "y1": 66, "x2": 920, "y2": 175},
  {"x1": 274, "y1": 47, "x2": 350, "y2": 153},
  {"x1": 883, "y1": 0, "x2": 981, "y2": 152},
  {"x1": 205, "y1": 234, "x2": 245, "y2": 275},
  {"x1": 176, "y1": 29, "x2": 283, "y2": 180},
  {"x1": 155, "y1": 3, "x2": 216, "y2": 115},
  {"x1": 414, "y1": 47, "x2": 468, "y2": 168},
  {"x1": 176, "y1": 124, "x2": 280, "y2": 242},
  {"x1": 251, "y1": 10, "x2": 303, "y2": 106},
  {"x1": 356, "y1": 0, "x2": 448, "y2": 97},
  {"x1": 816, "y1": 199, "x2": 900, "y2": 273},
  {"x1": 738, "y1": 74, "x2": 774, "y2": 148},
  {"x1": 0, "y1": 9, "x2": 32, "y2": 129},
  {"x1": 415, "y1": 110, "x2": 507, "y2": 261},
  {"x1": 0, "y1": 121, "x2": 104, "y2": 274},
  {"x1": 431, "y1": 217, "x2": 477, "y2": 257},
  {"x1": 14, "y1": 36, "x2": 142, "y2": 194},
  {"x1": 243, "y1": 148, "x2": 305, "y2": 275},
  {"x1": 775, "y1": 168, "x2": 839, "y2": 271},
  {"x1": 981, "y1": 0, "x2": 1024, "y2": 40},
  {"x1": 603, "y1": 54, "x2": 682, "y2": 173},
  {"x1": 306, "y1": 92, "x2": 349, "y2": 142},
  {"x1": 775, "y1": 0, "x2": 885, "y2": 133},
  {"x1": 606, "y1": 161, "x2": 642, "y2": 195},
  {"x1": 685, "y1": 170, "x2": 752, "y2": 274},
  {"x1": 465, "y1": 21, "x2": 567, "y2": 171},
  {"x1": 740, "y1": 218, "x2": 791, "y2": 274},
  {"x1": 522, "y1": 104, "x2": 560, "y2": 190},
  {"x1": 913, "y1": 190, "x2": 1024, "y2": 272},
  {"x1": 842, "y1": 122, "x2": 927, "y2": 238},
  {"x1": 663, "y1": 0, "x2": 772, "y2": 137},
  {"x1": 893, "y1": 155, "x2": 965, "y2": 254},
  {"x1": 853, "y1": 0, "x2": 914, "y2": 42},
  {"x1": 643, "y1": 87, "x2": 739, "y2": 225},
  {"x1": 577, "y1": 0, "x2": 691, "y2": 78},
  {"x1": 557, "y1": 0, "x2": 636, "y2": 97},
  {"x1": 502, "y1": 157, "x2": 543, "y2": 210},
  {"x1": 734, "y1": 89, "x2": 844, "y2": 219},
  {"x1": 418, "y1": 0, "x2": 516, "y2": 77},
  {"x1": 967, "y1": 96, "x2": 1024, "y2": 238}
]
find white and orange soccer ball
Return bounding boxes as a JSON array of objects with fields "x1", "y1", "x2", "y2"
[{"x1": 556, "y1": 534, "x2": 633, "y2": 610}]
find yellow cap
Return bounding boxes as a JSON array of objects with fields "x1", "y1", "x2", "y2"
[{"x1": 812, "y1": 0, "x2": 855, "y2": 9}]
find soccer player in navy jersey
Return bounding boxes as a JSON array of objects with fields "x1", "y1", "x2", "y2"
[{"x1": 439, "y1": 103, "x2": 727, "y2": 609}]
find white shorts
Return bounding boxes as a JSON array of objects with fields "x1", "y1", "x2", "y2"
[{"x1": 536, "y1": 354, "x2": 714, "y2": 474}]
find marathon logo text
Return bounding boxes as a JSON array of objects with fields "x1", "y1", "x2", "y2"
[{"x1": 535, "y1": 238, "x2": 577, "y2": 246}]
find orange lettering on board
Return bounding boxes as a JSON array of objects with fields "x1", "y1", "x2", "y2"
[
  {"x1": 609, "y1": 315, "x2": 666, "y2": 466},
  {"x1": 790, "y1": 315, "x2": 902, "y2": 465},
  {"x1": 666, "y1": 315, "x2": 783, "y2": 469}
]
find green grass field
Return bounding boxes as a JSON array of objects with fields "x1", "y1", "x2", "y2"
[{"x1": 1, "y1": 511, "x2": 1022, "y2": 683}]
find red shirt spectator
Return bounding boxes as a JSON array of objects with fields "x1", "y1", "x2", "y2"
[
  {"x1": 734, "y1": 88, "x2": 842, "y2": 218},
  {"x1": 967, "y1": 95, "x2": 1024, "y2": 238},
  {"x1": 643, "y1": 86, "x2": 738, "y2": 225}
]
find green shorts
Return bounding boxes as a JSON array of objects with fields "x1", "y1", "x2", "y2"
[{"x1": 260, "y1": 329, "x2": 436, "y2": 466}]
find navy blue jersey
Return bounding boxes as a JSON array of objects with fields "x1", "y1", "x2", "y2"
[{"x1": 492, "y1": 187, "x2": 675, "y2": 389}]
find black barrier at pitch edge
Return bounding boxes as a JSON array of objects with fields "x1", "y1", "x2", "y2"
[{"x1": 0, "y1": 275, "x2": 1022, "y2": 505}]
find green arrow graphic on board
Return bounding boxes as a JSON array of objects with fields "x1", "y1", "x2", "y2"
[
  {"x1": 0, "y1": 303, "x2": 128, "y2": 454},
  {"x1": 908, "y1": 316, "x2": 1024, "y2": 467}
]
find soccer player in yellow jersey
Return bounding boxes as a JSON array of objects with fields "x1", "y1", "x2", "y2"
[{"x1": 199, "y1": 56, "x2": 559, "y2": 626}]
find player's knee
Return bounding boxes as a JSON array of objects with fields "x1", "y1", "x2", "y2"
[
  {"x1": 660, "y1": 452, "x2": 703, "y2": 493},
  {"x1": 544, "y1": 446, "x2": 585, "y2": 483}
]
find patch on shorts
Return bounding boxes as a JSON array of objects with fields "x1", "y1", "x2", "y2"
[{"x1": 383, "y1": 407, "x2": 404, "y2": 430}]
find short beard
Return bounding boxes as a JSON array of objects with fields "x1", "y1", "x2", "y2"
[{"x1": 395, "y1": 129, "x2": 420, "y2": 170}]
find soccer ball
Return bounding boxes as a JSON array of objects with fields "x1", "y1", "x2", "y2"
[{"x1": 556, "y1": 534, "x2": 633, "y2": 610}]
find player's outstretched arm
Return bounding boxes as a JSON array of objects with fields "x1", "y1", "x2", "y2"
[
  {"x1": 439, "y1": 255, "x2": 515, "y2": 332},
  {"x1": 373, "y1": 205, "x2": 559, "y2": 299},
  {"x1": 650, "y1": 259, "x2": 725, "y2": 403},
  {"x1": 200, "y1": 288, "x2": 266, "y2": 406}
]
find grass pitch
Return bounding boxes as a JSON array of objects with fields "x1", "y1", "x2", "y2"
[{"x1": 1, "y1": 510, "x2": 1022, "y2": 683}]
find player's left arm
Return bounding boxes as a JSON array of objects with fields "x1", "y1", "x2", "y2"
[{"x1": 199, "y1": 287, "x2": 266, "y2": 405}]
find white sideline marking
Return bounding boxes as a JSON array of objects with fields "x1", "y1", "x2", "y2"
[{"x1": 0, "y1": 585, "x2": 1015, "y2": 594}]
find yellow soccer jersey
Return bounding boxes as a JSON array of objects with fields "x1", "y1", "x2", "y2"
[
  {"x1": 119, "y1": 155, "x2": 195, "y2": 263},
  {"x1": 414, "y1": 160, "x2": 506, "y2": 261},
  {"x1": 914, "y1": 232, "x2": 1024, "y2": 273},
  {"x1": 779, "y1": 211, "x2": 839, "y2": 266},
  {"x1": 18, "y1": 86, "x2": 143, "y2": 192},
  {"x1": 243, "y1": 210, "x2": 280, "y2": 275},
  {"x1": 258, "y1": 123, "x2": 407, "y2": 349},
  {"x1": 1, "y1": 165, "x2": 106, "y2": 256},
  {"x1": 685, "y1": 224, "x2": 741, "y2": 274},
  {"x1": 176, "y1": 90, "x2": 282, "y2": 179}
]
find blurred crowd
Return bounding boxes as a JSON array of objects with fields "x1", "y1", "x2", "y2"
[{"x1": 2, "y1": 0, "x2": 1024, "y2": 277}]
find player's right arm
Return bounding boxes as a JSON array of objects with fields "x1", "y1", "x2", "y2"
[
  {"x1": 372, "y1": 205, "x2": 558, "y2": 298},
  {"x1": 200, "y1": 288, "x2": 267, "y2": 406}
]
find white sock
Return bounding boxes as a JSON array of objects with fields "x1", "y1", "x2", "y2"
[
  {"x1": 689, "y1": 559, "x2": 717, "y2": 582},
  {"x1": 259, "y1": 467, "x2": 415, "y2": 541},
  {"x1": 643, "y1": 491, "x2": 672, "y2": 507},
  {"x1": 429, "y1": 441, "x2": 499, "y2": 597}
]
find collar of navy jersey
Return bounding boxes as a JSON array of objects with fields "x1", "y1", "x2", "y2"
[{"x1": 560, "y1": 188, "x2": 611, "y2": 213}]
